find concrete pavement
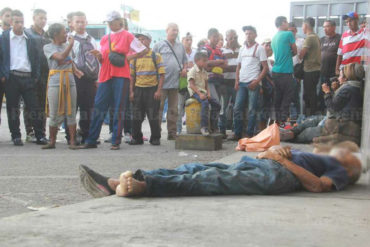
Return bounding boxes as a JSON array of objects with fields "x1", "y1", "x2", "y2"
[{"x1": 0, "y1": 143, "x2": 369, "y2": 247}]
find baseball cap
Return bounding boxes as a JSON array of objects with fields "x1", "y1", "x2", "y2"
[
  {"x1": 135, "y1": 32, "x2": 152, "y2": 40},
  {"x1": 105, "y1": 11, "x2": 122, "y2": 22},
  {"x1": 342, "y1": 12, "x2": 359, "y2": 20}
]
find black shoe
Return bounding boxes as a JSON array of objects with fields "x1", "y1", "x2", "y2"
[
  {"x1": 150, "y1": 139, "x2": 160, "y2": 146},
  {"x1": 128, "y1": 139, "x2": 144, "y2": 145},
  {"x1": 227, "y1": 134, "x2": 241, "y2": 141},
  {"x1": 79, "y1": 143, "x2": 98, "y2": 149},
  {"x1": 36, "y1": 137, "x2": 48, "y2": 145},
  {"x1": 13, "y1": 138, "x2": 24, "y2": 146},
  {"x1": 79, "y1": 165, "x2": 115, "y2": 198}
]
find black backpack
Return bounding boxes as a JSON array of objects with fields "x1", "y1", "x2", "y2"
[{"x1": 72, "y1": 35, "x2": 100, "y2": 81}]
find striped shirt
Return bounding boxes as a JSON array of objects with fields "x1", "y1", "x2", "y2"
[
  {"x1": 130, "y1": 49, "x2": 165, "y2": 87},
  {"x1": 337, "y1": 28, "x2": 366, "y2": 68}
]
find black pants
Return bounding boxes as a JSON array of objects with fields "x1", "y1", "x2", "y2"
[
  {"x1": 272, "y1": 73, "x2": 295, "y2": 122},
  {"x1": 75, "y1": 76, "x2": 96, "y2": 140},
  {"x1": 132, "y1": 86, "x2": 161, "y2": 142},
  {"x1": 0, "y1": 82, "x2": 5, "y2": 125},
  {"x1": 23, "y1": 72, "x2": 48, "y2": 135},
  {"x1": 5, "y1": 74, "x2": 44, "y2": 140},
  {"x1": 303, "y1": 70, "x2": 320, "y2": 117}
]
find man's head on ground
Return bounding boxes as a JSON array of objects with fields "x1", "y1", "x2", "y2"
[
  {"x1": 182, "y1": 32, "x2": 193, "y2": 49},
  {"x1": 135, "y1": 33, "x2": 152, "y2": 48},
  {"x1": 262, "y1": 38, "x2": 272, "y2": 57},
  {"x1": 11, "y1": 10, "x2": 24, "y2": 35},
  {"x1": 329, "y1": 147, "x2": 362, "y2": 184},
  {"x1": 32, "y1": 9, "x2": 47, "y2": 31},
  {"x1": 66, "y1": 12, "x2": 75, "y2": 32},
  {"x1": 208, "y1": 28, "x2": 220, "y2": 48},
  {"x1": 0, "y1": 7, "x2": 12, "y2": 29},
  {"x1": 48, "y1": 23, "x2": 67, "y2": 44},
  {"x1": 288, "y1": 22, "x2": 297, "y2": 36},
  {"x1": 105, "y1": 11, "x2": 124, "y2": 32},
  {"x1": 302, "y1": 17, "x2": 315, "y2": 34},
  {"x1": 343, "y1": 12, "x2": 359, "y2": 32},
  {"x1": 225, "y1": 29, "x2": 239, "y2": 49},
  {"x1": 343, "y1": 63, "x2": 365, "y2": 82},
  {"x1": 166, "y1": 23, "x2": 179, "y2": 42},
  {"x1": 275, "y1": 16, "x2": 289, "y2": 30},
  {"x1": 194, "y1": 52, "x2": 208, "y2": 69},
  {"x1": 323, "y1": 20, "x2": 336, "y2": 37},
  {"x1": 72, "y1": 11, "x2": 87, "y2": 35},
  {"x1": 242, "y1": 25, "x2": 257, "y2": 45}
]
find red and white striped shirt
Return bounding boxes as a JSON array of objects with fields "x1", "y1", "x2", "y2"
[{"x1": 337, "y1": 28, "x2": 367, "y2": 68}]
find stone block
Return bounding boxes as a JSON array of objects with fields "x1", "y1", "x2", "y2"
[{"x1": 175, "y1": 134, "x2": 223, "y2": 151}]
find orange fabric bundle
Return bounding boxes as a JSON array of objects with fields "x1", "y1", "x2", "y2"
[{"x1": 236, "y1": 123, "x2": 280, "y2": 152}]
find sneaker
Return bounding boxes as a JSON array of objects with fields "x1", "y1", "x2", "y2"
[
  {"x1": 123, "y1": 133, "x2": 131, "y2": 143},
  {"x1": 26, "y1": 133, "x2": 36, "y2": 143},
  {"x1": 128, "y1": 139, "x2": 144, "y2": 145},
  {"x1": 150, "y1": 139, "x2": 160, "y2": 146},
  {"x1": 36, "y1": 137, "x2": 48, "y2": 145},
  {"x1": 13, "y1": 138, "x2": 24, "y2": 146},
  {"x1": 79, "y1": 165, "x2": 115, "y2": 198},
  {"x1": 200, "y1": 127, "x2": 210, "y2": 136}
]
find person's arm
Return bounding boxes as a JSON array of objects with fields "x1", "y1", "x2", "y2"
[
  {"x1": 298, "y1": 47, "x2": 307, "y2": 60},
  {"x1": 257, "y1": 150, "x2": 334, "y2": 192},
  {"x1": 72, "y1": 63, "x2": 84, "y2": 79},
  {"x1": 335, "y1": 55, "x2": 342, "y2": 75},
  {"x1": 51, "y1": 36, "x2": 74, "y2": 63},
  {"x1": 235, "y1": 63, "x2": 241, "y2": 91},
  {"x1": 154, "y1": 74, "x2": 164, "y2": 100},
  {"x1": 322, "y1": 84, "x2": 350, "y2": 112},
  {"x1": 205, "y1": 79, "x2": 211, "y2": 99},
  {"x1": 248, "y1": 60, "x2": 268, "y2": 90},
  {"x1": 290, "y1": 43, "x2": 297, "y2": 57}
]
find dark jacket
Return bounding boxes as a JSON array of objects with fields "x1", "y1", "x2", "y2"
[
  {"x1": 0, "y1": 29, "x2": 40, "y2": 81},
  {"x1": 324, "y1": 80, "x2": 363, "y2": 124}
]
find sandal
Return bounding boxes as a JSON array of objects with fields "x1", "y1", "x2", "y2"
[
  {"x1": 69, "y1": 144, "x2": 79, "y2": 150},
  {"x1": 42, "y1": 143, "x2": 55, "y2": 149}
]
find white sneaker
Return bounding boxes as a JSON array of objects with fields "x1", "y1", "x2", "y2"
[
  {"x1": 124, "y1": 133, "x2": 131, "y2": 143},
  {"x1": 200, "y1": 127, "x2": 210, "y2": 136}
]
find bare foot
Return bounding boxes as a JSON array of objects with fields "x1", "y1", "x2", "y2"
[
  {"x1": 116, "y1": 171, "x2": 146, "y2": 197},
  {"x1": 108, "y1": 178, "x2": 120, "y2": 191}
]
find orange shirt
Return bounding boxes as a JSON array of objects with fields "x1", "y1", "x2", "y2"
[{"x1": 99, "y1": 30, "x2": 144, "y2": 83}]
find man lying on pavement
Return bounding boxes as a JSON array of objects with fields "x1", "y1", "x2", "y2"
[{"x1": 79, "y1": 145, "x2": 362, "y2": 197}]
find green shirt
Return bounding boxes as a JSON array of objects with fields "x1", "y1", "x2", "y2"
[
  {"x1": 271, "y1": 31, "x2": 295, "y2": 73},
  {"x1": 303, "y1": 33, "x2": 321, "y2": 72}
]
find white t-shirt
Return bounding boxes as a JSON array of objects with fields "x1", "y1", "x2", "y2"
[
  {"x1": 222, "y1": 47, "x2": 240, "y2": 80},
  {"x1": 186, "y1": 48, "x2": 197, "y2": 64},
  {"x1": 237, "y1": 43, "x2": 267, "y2": 83},
  {"x1": 9, "y1": 30, "x2": 31, "y2": 72},
  {"x1": 293, "y1": 37, "x2": 304, "y2": 66}
]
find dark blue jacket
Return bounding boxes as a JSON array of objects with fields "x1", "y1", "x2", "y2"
[{"x1": 0, "y1": 29, "x2": 40, "y2": 81}]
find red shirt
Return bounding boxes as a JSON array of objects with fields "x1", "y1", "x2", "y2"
[
  {"x1": 337, "y1": 28, "x2": 367, "y2": 68},
  {"x1": 99, "y1": 30, "x2": 134, "y2": 83}
]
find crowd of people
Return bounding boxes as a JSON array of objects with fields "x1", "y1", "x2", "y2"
[{"x1": 0, "y1": 7, "x2": 367, "y2": 150}]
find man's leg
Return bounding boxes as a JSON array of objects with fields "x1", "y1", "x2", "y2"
[
  {"x1": 166, "y1": 89, "x2": 179, "y2": 138},
  {"x1": 233, "y1": 84, "x2": 248, "y2": 138},
  {"x1": 0, "y1": 82, "x2": 5, "y2": 125},
  {"x1": 177, "y1": 91, "x2": 186, "y2": 134},
  {"x1": 279, "y1": 74, "x2": 295, "y2": 123},
  {"x1": 192, "y1": 93, "x2": 210, "y2": 128},
  {"x1": 5, "y1": 75, "x2": 22, "y2": 140},
  {"x1": 303, "y1": 71, "x2": 320, "y2": 117},
  {"x1": 209, "y1": 97, "x2": 221, "y2": 131},
  {"x1": 158, "y1": 89, "x2": 169, "y2": 127},
  {"x1": 111, "y1": 77, "x2": 130, "y2": 146},
  {"x1": 131, "y1": 87, "x2": 146, "y2": 142},
  {"x1": 145, "y1": 87, "x2": 161, "y2": 143},
  {"x1": 85, "y1": 81, "x2": 112, "y2": 145},
  {"x1": 218, "y1": 81, "x2": 233, "y2": 134},
  {"x1": 246, "y1": 85, "x2": 260, "y2": 137}
]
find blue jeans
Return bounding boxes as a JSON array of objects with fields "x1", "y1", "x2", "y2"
[
  {"x1": 233, "y1": 82, "x2": 260, "y2": 137},
  {"x1": 218, "y1": 79, "x2": 236, "y2": 132},
  {"x1": 85, "y1": 77, "x2": 130, "y2": 145},
  {"x1": 192, "y1": 93, "x2": 221, "y2": 129},
  {"x1": 139, "y1": 156, "x2": 301, "y2": 196}
]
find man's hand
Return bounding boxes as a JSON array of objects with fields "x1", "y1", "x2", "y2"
[
  {"x1": 180, "y1": 68, "x2": 187, "y2": 78},
  {"x1": 268, "y1": 145, "x2": 292, "y2": 159},
  {"x1": 200, "y1": 93, "x2": 207, "y2": 100},
  {"x1": 207, "y1": 92, "x2": 211, "y2": 100},
  {"x1": 68, "y1": 35, "x2": 74, "y2": 46},
  {"x1": 74, "y1": 69, "x2": 84, "y2": 79},
  {"x1": 256, "y1": 150, "x2": 284, "y2": 163},
  {"x1": 90, "y1": 50, "x2": 102, "y2": 60},
  {"x1": 322, "y1": 83, "x2": 331, "y2": 94},
  {"x1": 331, "y1": 81, "x2": 339, "y2": 91},
  {"x1": 154, "y1": 90, "x2": 161, "y2": 100},
  {"x1": 247, "y1": 80, "x2": 259, "y2": 91},
  {"x1": 129, "y1": 91, "x2": 134, "y2": 102},
  {"x1": 234, "y1": 81, "x2": 239, "y2": 91}
]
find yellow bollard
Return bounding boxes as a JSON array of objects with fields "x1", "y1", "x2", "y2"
[{"x1": 185, "y1": 98, "x2": 202, "y2": 134}]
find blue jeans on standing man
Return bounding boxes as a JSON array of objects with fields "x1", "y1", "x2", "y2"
[{"x1": 233, "y1": 82, "x2": 260, "y2": 137}]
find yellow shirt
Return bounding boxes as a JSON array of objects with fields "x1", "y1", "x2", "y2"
[
  {"x1": 130, "y1": 50, "x2": 165, "y2": 87},
  {"x1": 187, "y1": 64, "x2": 208, "y2": 96}
]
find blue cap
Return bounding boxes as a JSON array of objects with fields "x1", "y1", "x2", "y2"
[{"x1": 342, "y1": 12, "x2": 359, "y2": 20}]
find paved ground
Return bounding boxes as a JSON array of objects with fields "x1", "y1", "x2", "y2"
[{"x1": 0, "y1": 110, "x2": 236, "y2": 218}]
